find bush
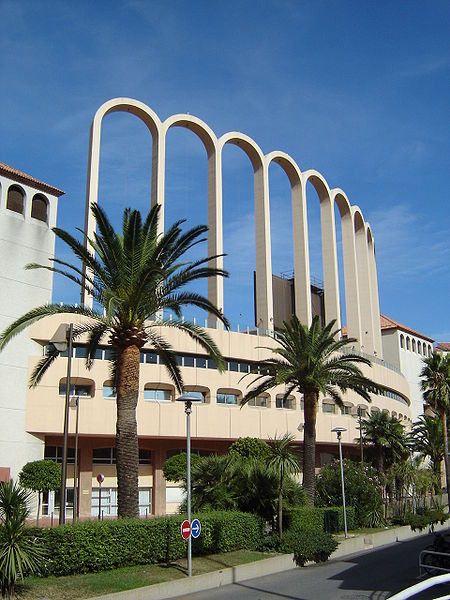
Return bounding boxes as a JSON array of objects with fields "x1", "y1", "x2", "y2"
[
  {"x1": 316, "y1": 460, "x2": 383, "y2": 527},
  {"x1": 228, "y1": 437, "x2": 271, "y2": 461},
  {"x1": 283, "y1": 506, "x2": 356, "y2": 533},
  {"x1": 32, "y1": 511, "x2": 264, "y2": 576},
  {"x1": 403, "y1": 508, "x2": 449, "y2": 532},
  {"x1": 281, "y1": 528, "x2": 338, "y2": 566},
  {"x1": 162, "y1": 452, "x2": 202, "y2": 482}
]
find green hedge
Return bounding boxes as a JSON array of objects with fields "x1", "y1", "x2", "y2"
[
  {"x1": 283, "y1": 506, "x2": 356, "y2": 533},
  {"x1": 33, "y1": 511, "x2": 264, "y2": 576},
  {"x1": 282, "y1": 529, "x2": 338, "y2": 566}
]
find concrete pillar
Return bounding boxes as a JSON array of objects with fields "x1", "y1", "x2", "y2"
[
  {"x1": 152, "y1": 448, "x2": 167, "y2": 516},
  {"x1": 207, "y1": 147, "x2": 224, "y2": 327},
  {"x1": 354, "y1": 209, "x2": 374, "y2": 354},
  {"x1": 334, "y1": 191, "x2": 362, "y2": 346},
  {"x1": 367, "y1": 231, "x2": 383, "y2": 358},
  {"x1": 254, "y1": 163, "x2": 274, "y2": 331},
  {"x1": 318, "y1": 188, "x2": 341, "y2": 328},
  {"x1": 78, "y1": 444, "x2": 93, "y2": 519},
  {"x1": 292, "y1": 180, "x2": 312, "y2": 325}
]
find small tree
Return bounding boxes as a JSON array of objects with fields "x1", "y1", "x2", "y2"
[
  {"x1": 162, "y1": 453, "x2": 201, "y2": 483},
  {"x1": 18, "y1": 460, "x2": 61, "y2": 525},
  {"x1": 0, "y1": 480, "x2": 43, "y2": 599},
  {"x1": 228, "y1": 437, "x2": 271, "y2": 461},
  {"x1": 267, "y1": 433, "x2": 301, "y2": 542}
]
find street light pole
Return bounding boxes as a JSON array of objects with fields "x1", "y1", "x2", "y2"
[
  {"x1": 71, "y1": 396, "x2": 80, "y2": 523},
  {"x1": 59, "y1": 323, "x2": 73, "y2": 525},
  {"x1": 176, "y1": 393, "x2": 198, "y2": 577},
  {"x1": 357, "y1": 407, "x2": 364, "y2": 464},
  {"x1": 332, "y1": 426, "x2": 348, "y2": 538}
]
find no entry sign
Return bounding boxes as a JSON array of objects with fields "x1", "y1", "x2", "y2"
[{"x1": 181, "y1": 519, "x2": 191, "y2": 540}]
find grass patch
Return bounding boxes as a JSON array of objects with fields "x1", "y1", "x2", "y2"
[{"x1": 16, "y1": 550, "x2": 275, "y2": 599}]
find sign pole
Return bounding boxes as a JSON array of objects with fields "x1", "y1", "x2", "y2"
[
  {"x1": 186, "y1": 399, "x2": 192, "y2": 577},
  {"x1": 97, "y1": 473, "x2": 104, "y2": 520}
]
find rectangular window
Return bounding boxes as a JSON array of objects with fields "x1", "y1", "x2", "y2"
[
  {"x1": 104, "y1": 349, "x2": 115, "y2": 361},
  {"x1": 74, "y1": 346, "x2": 87, "y2": 359},
  {"x1": 323, "y1": 403, "x2": 335, "y2": 414},
  {"x1": 44, "y1": 445, "x2": 75, "y2": 464},
  {"x1": 93, "y1": 447, "x2": 115, "y2": 464},
  {"x1": 185, "y1": 391, "x2": 206, "y2": 403},
  {"x1": 139, "y1": 449, "x2": 152, "y2": 464},
  {"x1": 239, "y1": 363, "x2": 249, "y2": 373},
  {"x1": 207, "y1": 359, "x2": 217, "y2": 370},
  {"x1": 228, "y1": 361, "x2": 239, "y2": 372},
  {"x1": 175, "y1": 355, "x2": 183, "y2": 366},
  {"x1": 184, "y1": 356, "x2": 195, "y2": 367},
  {"x1": 59, "y1": 383, "x2": 92, "y2": 397},
  {"x1": 196, "y1": 357, "x2": 207, "y2": 368},
  {"x1": 341, "y1": 405, "x2": 351, "y2": 415},
  {"x1": 144, "y1": 389, "x2": 172, "y2": 402},
  {"x1": 217, "y1": 393, "x2": 238, "y2": 405},
  {"x1": 103, "y1": 385, "x2": 116, "y2": 399},
  {"x1": 248, "y1": 396, "x2": 267, "y2": 408},
  {"x1": 276, "y1": 396, "x2": 294, "y2": 409}
]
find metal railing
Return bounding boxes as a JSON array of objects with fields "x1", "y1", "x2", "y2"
[{"x1": 389, "y1": 572, "x2": 450, "y2": 599}]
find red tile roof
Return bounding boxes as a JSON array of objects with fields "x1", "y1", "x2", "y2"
[
  {"x1": 341, "y1": 315, "x2": 434, "y2": 343},
  {"x1": 380, "y1": 314, "x2": 434, "y2": 342},
  {"x1": 0, "y1": 162, "x2": 64, "y2": 197},
  {"x1": 436, "y1": 342, "x2": 450, "y2": 352}
]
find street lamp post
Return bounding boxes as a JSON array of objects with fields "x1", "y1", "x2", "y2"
[
  {"x1": 70, "y1": 395, "x2": 80, "y2": 523},
  {"x1": 176, "y1": 393, "x2": 199, "y2": 577},
  {"x1": 357, "y1": 407, "x2": 364, "y2": 464},
  {"x1": 332, "y1": 426, "x2": 348, "y2": 538},
  {"x1": 53, "y1": 323, "x2": 74, "y2": 526}
]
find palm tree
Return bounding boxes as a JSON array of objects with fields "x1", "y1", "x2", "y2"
[
  {"x1": 241, "y1": 316, "x2": 378, "y2": 503},
  {"x1": 421, "y1": 353, "x2": 450, "y2": 506},
  {"x1": 0, "y1": 203, "x2": 229, "y2": 518},
  {"x1": 267, "y1": 433, "x2": 300, "y2": 542},
  {"x1": 361, "y1": 411, "x2": 408, "y2": 476},
  {"x1": 411, "y1": 414, "x2": 444, "y2": 493}
]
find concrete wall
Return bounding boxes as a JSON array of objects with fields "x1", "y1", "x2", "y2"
[{"x1": 0, "y1": 175, "x2": 59, "y2": 480}]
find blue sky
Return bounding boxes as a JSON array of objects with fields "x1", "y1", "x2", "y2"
[{"x1": 1, "y1": 0, "x2": 449, "y2": 340}]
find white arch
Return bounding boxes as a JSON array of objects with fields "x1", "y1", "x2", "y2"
[
  {"x1": 352, "y1": 206, "x2": 375, "y2": 353},
  {"x1": 163, "y1": 114, "x2": 223, "y2": 324},
  {"x1": 332, "y1": 189, "x2": 362, "y2": 346},
  {"x1": 83, "y1": 98, "x2": 163, "y2": 307},
  {"x1": 302, "y1": 169, "x2": 340, "y2": 329},
  {"x1": 219, "y1": 132, "x2": 273, "y2": 330},
  {"x1": 366, "y1": 224, "x2": 383, "y2": 357}
]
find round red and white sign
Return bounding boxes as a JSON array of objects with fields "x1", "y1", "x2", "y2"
[
  {"x1": 181, "y1": 519, "x2": 191, "y2": 540},
  {"x1": 96, "y1": 473, "x2": 105, "y2": 484}
]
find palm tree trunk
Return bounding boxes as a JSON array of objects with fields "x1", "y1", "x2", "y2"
[
  {"x1": 441, "y1": 409, "x2": 450, "y2": 509},
  {"x1": 116, "y1": 344, "x2": 140, "y2": 518},
  {"x1": 303, "y1": 391, "x2": 318, "y2": 504},
  {"x1": 278, "y1": 464, "x2": 284, "y2": 543}
]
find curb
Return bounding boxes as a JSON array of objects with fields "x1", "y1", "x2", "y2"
[
  {"x1": 92, "y1": 554, "x2": 296, "y2": 600},
  {"x1": 92, "y1": 522, "x2": 449, "y2": 600}
]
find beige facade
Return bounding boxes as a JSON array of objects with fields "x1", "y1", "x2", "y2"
[{"x1": 27, "y1": 314, "x2": 411, "y2": 518}]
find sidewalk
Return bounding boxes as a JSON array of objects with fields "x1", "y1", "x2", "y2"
[{"x1": 93, "y1": 521, "x2": 449, "y2": 600}]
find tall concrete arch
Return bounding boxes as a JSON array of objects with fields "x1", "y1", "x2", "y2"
[
  {"x1": 353, "y1": 207, "x2": 375, "y2": 353},
  {"x1": 332, "y1": 189, "x2": 362, "y2": 346},
  {"x1": 366, "y1": 225, "x2": 383, "y2": 357},
  {"x1": 219, "y1": 133, "x2": 273, "y2": 330},
  {"x1": 82, "y1": 98, "x2": 382, "y2": 352},
  {"x1": 302, "y1": 170, "x2": 341, "y2": 329},
  {"x1": 83, "y1": 98, "x2": 163, "y2": 308},
  {"x1": 163, "y1": 114, "x2": 223, "y2": 324},
  {"x1": 265, "y1": 152, "x2": 312, "y2": 326}
]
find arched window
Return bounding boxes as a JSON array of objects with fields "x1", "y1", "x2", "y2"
[
  {"x1": 322, "y1": 399, "x2": 335, "y2": 414},
  {"x1": 412, "y1": 339, "x2": 416, "y2": 353},
  {"x1": 406, "y1": 337, "x2": 410, "y2": 350},
  {"x1": 428, "y1": 345, "x2": 433, "y2": 356},
  {"x1": 417, "y1": 341, "x2": 422, "y2": 355},
  {"x1": 31, "y1": 193, "x2": 48, "y2": 222},
  {"x1": 144, "y1": 383, "x2": 173, "y2": 402},
  {"x1": 103, "y1": 380, "x2": 116, "y2": 399},
  {"x1": 275, "y1": 394, "x2": 295, "y2": 410},
  {"x1": 400, "y1": 334, "x2": 405, "y2": 349},
  {"x1": 6, "y1": 185, "x2": 24, "y2": 214}
]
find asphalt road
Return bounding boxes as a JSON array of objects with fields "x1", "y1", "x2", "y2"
[{"x1": 174, "y1": 533, "x2": 450, "y2": 600}]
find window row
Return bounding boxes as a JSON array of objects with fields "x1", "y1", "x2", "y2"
[
  {"x1": 400, "y1": 334, "x2": 432, "y2": 356},
  {"x1": 3, "y1": 185, "x2": 49, "y2": 223},
  {"x1": 44, "y1": 445, "x2": 152, "y2": 465},
  {"x1": 52, "y1": 344, "x2": 271, "y2": 375}
]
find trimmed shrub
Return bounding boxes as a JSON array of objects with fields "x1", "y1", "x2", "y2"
[
  {"x1": 32, "y1": 511, "x2": 264, "y2": 576},
  {"x1": 404, "y1": 508, "x2": 449, "y2": 532},
  {"x1": 283, "y1": 506, "x2": 355, "y2": 533},
  {"x1": 281, "y1": 528, "x2": 338, "y2": 566}
]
